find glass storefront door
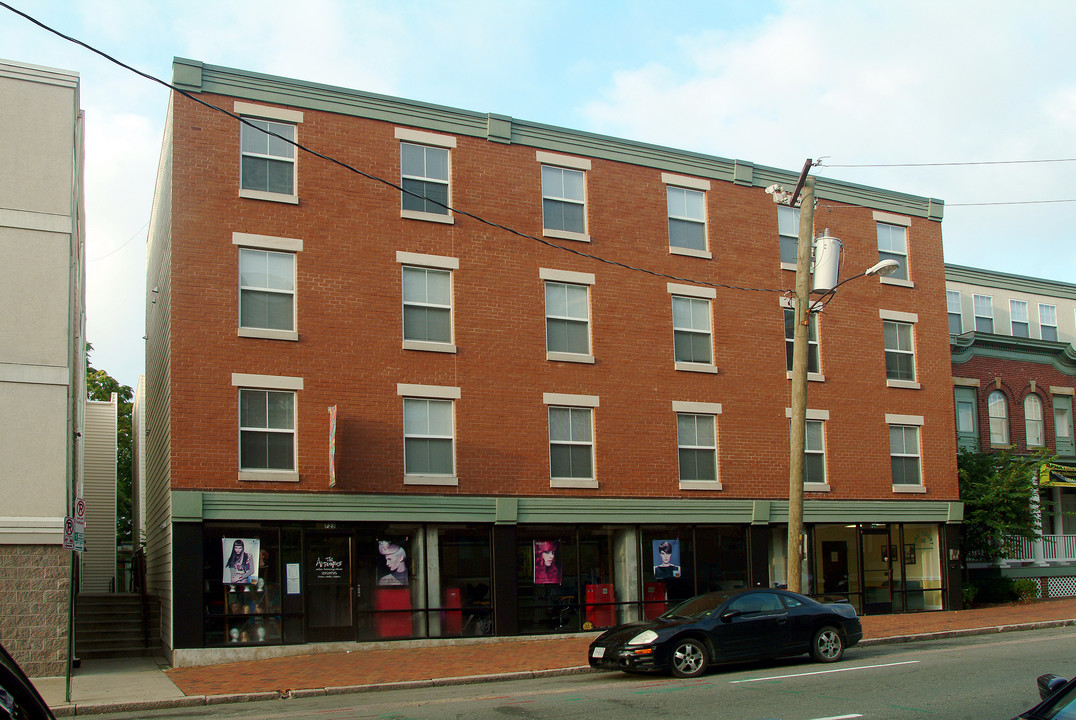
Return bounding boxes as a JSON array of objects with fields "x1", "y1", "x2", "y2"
[
  {"x1": 304, "y1": 532, "x2": 354, "y2": 642},
  {"x1": 861, "y1": 528, "x2": 893, "y2": 615}
]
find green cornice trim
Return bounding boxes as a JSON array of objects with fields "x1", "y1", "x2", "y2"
[
  {"x1": 172, "y1": 58, "x2": 943, "y2": 221},
  {"x1": 171, "y1": 490, "x2": 960, "y2": 526},
  {"x1": 951, "y1": 332, "x2": 1076, "y2": 374},
  {"x1": 946, "y1": 263, "x2": 1076, "y2": 300}
]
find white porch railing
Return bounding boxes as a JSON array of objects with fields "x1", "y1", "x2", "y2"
[{"x1": 1004, "y1": 534, "x2": 1076, "y2": 564}]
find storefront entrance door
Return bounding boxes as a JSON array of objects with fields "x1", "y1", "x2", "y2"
[
  {"x1": 861, "y1": 529, "x2": 893, "y2": 615},
  {"x1": 304, "y1": 532, "x2": 354, "y2": 642}
]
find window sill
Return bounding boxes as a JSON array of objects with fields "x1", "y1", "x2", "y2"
[
  {"x1": 675, "y1": 362, "x2": 719, "y2": 374},
  {"x1": 679, "y1": 480, "x2": 722, "y2": 491},
  {"x1": 804, "y1": 483, "x2": 830, "y2": 493},
  {"x1": 403, "y1": 340, "x2": 457, "y2": 353},
  {"x1": 670, "y1": 246, "x2": 712, "y2": 260},
  {"x1": 880, "y1": 277, "x2": 914, "y2": 288},
  {"x1": 547, "y1": 351, "x2": 595, "y2": 364},
  {"x1": 239, "y1": 327, "x2": 299, "y2": 341},
  {"x1": 786, "y1": 371, "x2": 826, "y2": 382},
  {"x1": 239, "y1": 188, "x2": 299, "y2": 205},
  {"x1": 886, "y1": 379, "x2": 921, "y2": 389},
  {"x1": 404, "y1": 474, "x2": 459, "y2": 486},
  {"x1": 991, "y1": 443, "x2": 1013, "y2": 450},
  {"x1": 543, "y1": 228, "x2": 591, "y2": 243},
  {"x1": 551, "y1": 477, "x2": 598, "y2": 489},
  {"x1": 401, "y1": 209, "x2": 454, "y2": 224},
  {"x1": 893, "y1": 484, "x2": 927, "y2": 494},
  {"x1": 239, "y1": 470, "x2": 299, "y2": 483}
]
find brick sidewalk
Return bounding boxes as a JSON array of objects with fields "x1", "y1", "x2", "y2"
[{"x1": 165, "y1": 597, "x2": 1076, "y2": 697}]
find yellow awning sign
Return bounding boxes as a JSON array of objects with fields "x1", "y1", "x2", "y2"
[{"x1": 1040, "y1": 462, "x2": 1076, "y2": 487}]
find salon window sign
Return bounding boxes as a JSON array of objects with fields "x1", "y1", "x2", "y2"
[{"x1": 312, "y1": 554, "x2": 346, "y2": 581}]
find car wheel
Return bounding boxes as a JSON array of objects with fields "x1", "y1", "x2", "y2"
[
  {"x1": 811, "y1": 626, "x2": 845, "y2": 663},
  {"x1": 669, "y1": 638, "x2": 708, "y2": 678}
]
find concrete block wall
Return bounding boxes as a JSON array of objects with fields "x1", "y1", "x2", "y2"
[{"x1": 0, "y1": 544, "x2": 70, "y2": 677}]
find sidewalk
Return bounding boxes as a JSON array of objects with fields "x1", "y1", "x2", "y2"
[{"x1": 35, "y1": 597, "x2": 1076, "y2": 716}]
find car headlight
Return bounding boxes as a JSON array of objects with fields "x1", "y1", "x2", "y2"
[{"x1": 628, "y1": 630, "x2": 658, "y2": 646}]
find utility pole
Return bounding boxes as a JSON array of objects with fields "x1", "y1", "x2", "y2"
[{"x1": 786, "y1": 168, "x2": 815, "y2": 594}]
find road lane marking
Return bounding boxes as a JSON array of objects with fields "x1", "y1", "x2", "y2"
[
  {"x1": 810, "y1": 715, "x2": 863, "y2": 719},
  {"x1": 730, "y1": 660, "x2": 919, "y2": 684}
]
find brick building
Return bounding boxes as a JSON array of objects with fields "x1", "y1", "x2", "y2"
[
  {"x1": 145, "y1": 58, "x2": 960, "y2": 666},
  {"x1": 947, "y1": 264, "x2": 1076, "y2": 595}
]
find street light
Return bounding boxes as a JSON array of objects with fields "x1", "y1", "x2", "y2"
[{"x1": 783, "y1": 173, "x2": 900, "y2": 594}]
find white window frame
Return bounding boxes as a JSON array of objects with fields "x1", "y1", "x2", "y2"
[
  {"x1": 668, "y1": 283, "x2": 717, "y2": 373},
  {"x1": 1040, "y1": 303, "x2": 1059, "y2": 341},
  {"x1": 880, "y1": 310, "x2": 919, "y2": 389},
  {"x1": 540, "y1": 268, "x2": 595, "y2": 363},
  {"x1": 544, "y1": 393, "x2": 598, "y2": 489},
  {"x1": 663, "y1": 173, "x2": 711, "y2": 258},
  {"x1": 397, "y1": 384, "x2": 459, "y2": 486},
  {"x1": 947, "y1": 290, "x2": 963, "y2": 334},
  {"x1": 873, "y1": 212, "x2": 912, "y2": 287},
  {"x1": 786, "y1": 408, "x2": 829, "y2": 491},
  {"x1": 233, "y1": 233, "x2": 302, "y2": 341},
  {"x1": 988, "y1": 389, "x2": 1010, "y2": 446},
  {"x1": 397, "y1": 128, "x2": 456, "y2": 224},
  {"x1": 782, "y1": 297, "x2": 823, "y2": 382},
  {"x1": 973, "y1": 294, "x2": 994, "y2": 333},
  {"x1": 1010, "y1": 299, "x2": 1030, "y2": 337},
  {"x1": 673, "y1": 401, "x2": 722, "y2": 490},
  {"x1": 778, "y1": 205, "x2": 801, "y2": 270},
  {"x1": 887, "y1": 414, "x2": 925, "y2": 493},
  {"x1": 236, "y1": 102, "x2": 302, "y2": 204},
  {"x1": 538, "y1": 151, "x2": 590, "y2": 242},
  {"x1": 232, "y1": 373, "x2": 302, "y2": 483},
  {"x1": 1025, "y1": 394, "x2": 1045, "y2": 448},
  {"x1": 397, "y1": 251, "x2": 458, "y2": 353}
]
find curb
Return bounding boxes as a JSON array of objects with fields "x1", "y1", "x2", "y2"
[{"x1": 49, "y1": 622, "x2": 1075, "y2": 715}]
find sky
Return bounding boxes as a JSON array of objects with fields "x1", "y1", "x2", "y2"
[{"x1": 2, "y1": 0, "x2": 1074, "y2": 389}]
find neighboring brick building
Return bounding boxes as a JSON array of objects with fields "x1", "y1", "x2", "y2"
[
  {"x1": 145, "y1": 58, "x2": 960, "y2": 666},
  {"x1": 947, "y1": 264, "x2": 1076, "y2": 595},
  {"x1": 0, "y1": 59, "x2": 85, "y2": 677}
]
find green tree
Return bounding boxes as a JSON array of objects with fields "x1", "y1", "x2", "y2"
[
  {"x1": 958, "y1": 448, "x2": 1048, "y2": 571},
  {"x1": 85, "y1": 344, "x2": 134, "y2": 546}
]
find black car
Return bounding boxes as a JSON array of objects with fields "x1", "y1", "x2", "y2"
[
  {"x1": 588, "y1": 588, "x2": 862, "y2": 678},
  {"x1": 0, "y1": 642, "x2": 55, "y2": 720},
  {"x1": 1013, "y1": 673, "x2": 1076, "y2": 719}
]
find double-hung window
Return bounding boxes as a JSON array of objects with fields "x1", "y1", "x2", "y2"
[
  {"x1": 398, "y1": 384, "x2": 459, "y2": 486},
  {"x1": 233, "y1": 373, "x2": 302, "y2": 482},
  {"x1": 1010, "y1": 300, "x2": 1030, "y2": 337},
  {"x1": 234, "y1": 232, "x2": 301, "y2": 341},
  {"x1": 236, "y1": 102, "x2": 302, "y2": 203},
  {"x1": 778, "y1": 206, "x2": 801, "y2": 267},
  {"x1": 947, "y1": 290, "x2": 963, "y2": 334},
  {"x1": 669, "y1": 284, "x2": 716, "y2": 372},
  {"x1": 788, "y1": 408, "x2": 828, "y2": 488},
  {"x1": 1040, "y1": 304, "x2": 1059, "y2": 341},
  {"x1": 545, "y1": 393, "x2": 598, "y2": 488},
  {"x1": 784, "y1": 304, "x2": 820, "y2": 377},
  {"x1": 875, "y1": 213, "x2": 910, "y2": 282},
  {"x1": 1054, "y1": 394, "x2": 1075, "y2": 457},
  {"x1": 663, "y1": 173, "x2": 710, "y2": 256},
  {"x1": 541, "y1": 268, "x2": 594, "y2": 362},
  {"x1": 673, "y1": 401, "x2": 722, "y2": 489},
  {"x1": 973, "y1": 294, "x2": 994, "y2": 333},
  {"x1": 988, "y1": 390, "x2": 1009, "y2": 445},
  {"x1": 1025, "y1": 395, "x2": 1045, "y2": 447},
  {"x1": 881, "y1": 310, "x2": 918, "y2": 388},
  {"x1": 397, "y1": 129, "x2": 455, "y2": 222},
  {"x1": 398, "y1": 252, "x2": 458, "y2": 352},
  {"x1": 538, "y1": 152, "x2": 590, "y2": 241},
  {"x1": 887, "y1": 415, "x2": 923, "y2": 489}
]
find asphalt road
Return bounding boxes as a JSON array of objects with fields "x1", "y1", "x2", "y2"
[{"x1": 96, "y1": 627, "x2": 1076, "y2": 720}]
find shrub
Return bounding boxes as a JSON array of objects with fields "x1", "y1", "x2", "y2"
[
  {"x1": 962, "y1": 584, "x2": 979, "y2": 608},
  {"x1": 1014, "y1": 578, "x2": 1039, "y2": 603}
]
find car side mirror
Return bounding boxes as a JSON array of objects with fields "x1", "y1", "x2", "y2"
[
  {"x1": 1038, "y1": 674, "x2": 1068, "y2": 700},
  {"x1": 720, "y1": 610, "x2": 741, "y2": 623}
]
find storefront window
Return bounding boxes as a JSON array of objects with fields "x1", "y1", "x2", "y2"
[
  {"x1": 517, "y1": 528, "x2": 578, "y2": 634},
  {"x1": 204, "y1": 527, "x2": 283, "y2": 647},
  {"x1": 427, "y1": 526, "x2": 492, "y2": 637},
  {"x1": 640, "y1": 527, "x2": 695, "y2": 616},
  {"x1": 354, "y1": 525, "x2": 424, "y2": 641},
  {"x1": 813, "y1": 525, "x2": 862, "y2": 612},
  {"x1": 901, "y1": 524, "x2": 943, "y2": 611},
  {"x1": 694, "y1": 526, "x2": 749, "y2": 594}
]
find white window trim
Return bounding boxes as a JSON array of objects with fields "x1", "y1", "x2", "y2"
[
  {"x1": 872, "y1": 211, "x2": 911, "y2": 227},
  {"x1": 879, "y1": 309, "x2": 919, "y2": 323},
  {"x1": 236, "y1": 102, "x2": 301, "y2": 205},
  {"x1": 875, "y1": 216, "x2": 912, "y2": 287},
  {"x1": 782, "y1": 297, "x2": 825, "y2": 382},
  {"x1": 669, "y1": 286, "x2": 718, "y2": 373},
  {"x1": 233, "y1": 374, "x2": 302, "y2": 483},
  {"x1": 663, "y1": 174, "x2": 712, "y2": 259},
  {"x1": 395, "y1": 127, "x2": 457, "y2": 148},
  {"x1": 673, "y1": 401, "x2": 722, "y2": 491},
  {"x1": 398, "y1": 132, "x2": 455, "y2": 224},
  {"x1": 880, "y1": 312, "x2": 921, "y2": 389},
  {"x1": 947, "y1": 290, "x2": 963, "y2": 334},
  {"x1": 786, "y1": 410, "x2": 829, "y2": 490},
  {"x1": 1039, "y1": 303, "x2": 1059, "y2": 340},
  {"x1": 786, "y1": 408, "x2": 830, "y2": 420},
  {"x1": 543, "y1": 392, "x2": 599, "y2": 407},
  {"x1": 542, "y1": 270, "x2": 595, "y2": 363},
  {"x1": 539, "y1": 268, "x2": 595, "y2": 285},
  {"x1": 235, "y1": 239, "x2": 300, "y2": 342},
  {"x1": 888, "y1": 416, "x2": 925, "y2": 492},
  {"x1": 661, "y1": 172, "x2": 711, "y2": 191},
  {"x1": 545, "y1": 399, "x2": 598, "y2": 489},
  {"x1": 397, "y1": 384, "x2": 460, "y2": 486},
  {"x1": 536, "y1": 151, "x2": 592, "y2": 171},
  {"x1": 398, "y1": 252, "x2": 458, "y2": 353},
  {"x1": 538, "y1": 152, "x2": 591, "y2": 242},
  {"x1": 973, "y1": 294, "x2": 994, "y2": 332}
]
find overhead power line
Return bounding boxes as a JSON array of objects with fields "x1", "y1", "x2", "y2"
[{"x1": 821, "y1": 158, "x2": 1076, "y2": 168}]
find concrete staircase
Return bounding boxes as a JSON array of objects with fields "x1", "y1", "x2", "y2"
[{"x1": 75, "y1": 593, "x2": 160, "y2": 659}]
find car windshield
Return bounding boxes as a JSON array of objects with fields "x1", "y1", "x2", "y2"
[
  {"x1": 1041, "y1": 681, "x2": 1076, "y2": 719},
  {"x1": 661, "y1": 593, "x2": 732, "y2": 619}
]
